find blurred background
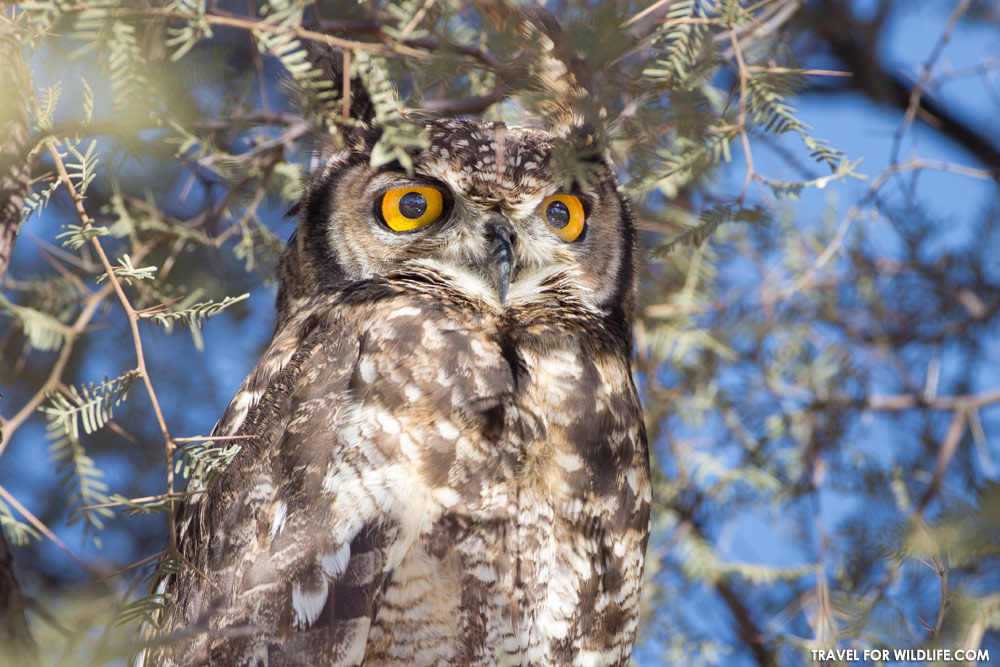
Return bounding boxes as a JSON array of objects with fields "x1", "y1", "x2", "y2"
[{"x1": 1, "y1": 0, "x2": 998, "y2": 664}]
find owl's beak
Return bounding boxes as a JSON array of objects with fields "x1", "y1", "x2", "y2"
[{"x1": 485, "y1": 220, "x2": 517, "y2": 304}]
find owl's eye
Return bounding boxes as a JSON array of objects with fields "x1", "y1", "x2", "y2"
[
  {"x1": 541, "y1": 194, "x2": 585, "y2": 242},
  {"x1": 378, "y1": 186, "x2": 445, "y2": 232}
]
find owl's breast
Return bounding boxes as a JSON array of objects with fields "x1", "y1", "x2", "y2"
[
  {"x1": 348, "y1": 298, "x2": 518, "y2": 486},
  {"x1": 346, "y1": 293, "x2": 647, "y2": 664},
  {"x1": 349, "y1": 295, "x2": 640, "y2": 494}
]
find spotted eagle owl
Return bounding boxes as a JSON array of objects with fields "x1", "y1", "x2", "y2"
[{"x1": 149, "y1": 52, "x2": 651, "y2": 667}]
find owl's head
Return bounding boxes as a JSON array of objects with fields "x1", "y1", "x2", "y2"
[{"x1": 278, "y1": 52, "x2": 637, "y2": 339}]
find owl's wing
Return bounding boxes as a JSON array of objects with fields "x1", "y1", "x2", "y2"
[{"x1": 159, "y1": 308, "x2": 405, "y2": 665}]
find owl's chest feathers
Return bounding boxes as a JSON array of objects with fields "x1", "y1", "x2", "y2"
[
  {"x1": 350, "y1": 296, "x2": 641, "y2": 662},
  {"x1": 357, "y1": 293, "x2": 634, "y2": 478},
  {"x1": 357, "y1": 295, "x2": 635, "y2": 517}
]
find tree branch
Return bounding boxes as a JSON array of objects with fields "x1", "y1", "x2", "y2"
[
  {"x1": 44, "y1": 143, "x2": 178, "y2": 548},
  {"x1": 0, "y1": 280, "x2": 116, "y2": 452},
  {"x1": 675, "y1": 504, "x2": 778, "y2": 667},
  {"x1": 868, "y1": 387, "x2": 1000, "y2": 413},
  {"x1": 802, "y1": 0, "x2": 1000, "y2": 174}
]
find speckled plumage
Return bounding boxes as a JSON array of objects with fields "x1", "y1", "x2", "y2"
[{"x1": 150, "y1": 113, "x2": 651, "y2": 665}]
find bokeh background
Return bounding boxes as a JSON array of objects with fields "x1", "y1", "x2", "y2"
[{"x1": 1, "y1": 1, "x2": 998, "y2": 664}]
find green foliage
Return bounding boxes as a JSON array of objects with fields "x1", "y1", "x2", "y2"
[
  {"x1": 34, "y1": 81, "x2": 61, "y2": 129},
  {"x1": 41, "y1": 371, "x2": 141, "y2": 441},
  {"x1": 18, "y1": 175, "x2": 62, "y2": 226},
  {"x1": 105, "y1": 493, "x2": 179, "y2": 517},
  {"x1": 254, "y1": 4, "x2": 339, "y2": 126},
  {"x1": 141, "y1": 293, "x2": 249, "y2": 332},
  {"x1": 655, "y1": 133, "x2": 734, "y2": 198},
  {"x1": 48, "y1": 429, "x2": 115, "y2": 543},
  {"x1": 56, "y1": 222, "x2": 110, "y2": 250},
  {"x1": 165, "y1": 0, "x2": 211, "y2": 62},
  {"x1": 64, "y1": 138, "x2": 101, "y2": 196},
  {"x1": 97, "y1": 254, "x2": 158, "y2": 285},
  {"x1": 643, "y1": 0, "x2": 714, "y2": 90},
  {"x1": 174, "y1": 439, "x2": 242, "y2": 489},
  {"x1": 0, "y1": 292, "x2": 71, "y2": 351},
  {"x1": 355, "y1": 51, "x2": 429, "y2": 171},
  {"x1": 0, "y1": 500, "x2": 41, "y2": 547},
  {"x1": 745, "y1": 74, "x2": 844, "y2": 170},
  {"x1": 40, "y1": 372, "x2": 141, "y2": 544},
  {"x1": 115, "y1": 592, "x2": 172, "y2": 629},
  {"x1": 902, "y1": 483, "x2": 1000, "y2": 567},
  {"x1": 653, "y1": 204, "x2": 769, "y2": 256}
]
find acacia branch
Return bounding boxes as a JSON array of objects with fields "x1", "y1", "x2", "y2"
[
  {"x1": 51, "y1": 5, "x2": 431, "y2": 59},
  {"x1": 0, "y1": 484, "x2": 89, "y2": 571},
  {"x1": 673, "y1": 503, "x2": 777, "y2": 667},
  {"x1": 715, "y1": 578, "x2": 775, "y2": 666},
  {"x1": 0, "y1": 280, "x2": 116, "y2": 452},
  {"x1": 866, "y1": 386, "x2": 1000, "y2": 516},
  {"x1": 803, "y1": 0, "x2": 1000, "y2": 173},
  {"x1": 887, "y1": 0, "x2": 973, "y2": 170},
  {"x1": 763, "y1": 158, "x2": 994, "y2": 305},
  {"x1": 932, "y1": 557, "x2": 949, "y2": 640},
  {"x1": 868, "y1": 387, "x2": 1000, "y2": 413},
  {"x1": 44, "y1": 143, "x2": 177, "y2": 541},
  {"x1": 728, "y1": 25, "x2": 757, "y2": 201},
  {"x1": 917, "y1": 408, "x2": 969, "y2": 516},
  {"x1": 417, "y1": 88, "x2": 508, "y2": 115},
  {"x1": 79, "y1": 491, "x2": 206, "y2": 514}
]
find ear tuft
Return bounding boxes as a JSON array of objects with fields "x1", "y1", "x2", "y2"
[{"x1": 302, "y1": 40, "x2": 376, "y2": 128}]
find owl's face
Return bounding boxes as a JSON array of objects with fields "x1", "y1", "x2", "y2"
[{"x1": 291, "y1": 118, "x2": 636, "y2": 322}]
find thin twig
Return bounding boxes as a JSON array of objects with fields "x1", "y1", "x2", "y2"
[
  {"x1": 728, "y1": 25, "x2": 755, "y2": 201},
  {"x1": 932, "y1": 557, "x2": 949, "y2": 640},
  {"x1": 0, "y1": 483, "x2": 90, "y2": 571},
  {"x1": 397, "y1": 0, "x2": 436, "y2": 42},
  {"x1": 171, "y1": 548, "x2": 222, "y2": 596},
  {"x1": 917, "y1": 408, "x2": 968, "y2": 516},
  {"x1": 745, "y1": 66, "x2": 851, "y2": 77},
  {"x1": 48, "y1": 5, "x2": 431, "y2": 59},
  {"x1": 888, "y1": 0, "x2": 973, "y2": 170},
  {"x1": 44, "y1": 143, "x2": 177, "y2": 546},
  {"x1": 0, "y1": 279, "x2": 117, "y2": 453},
  {"x1": 80, "y1": 550, "x2": 165, "y2": 590},
  {"x1": 868, "y1": 387, "x2": 1000, "y2": 412},
  {"x1": 79, "y1": 490, "x2": 206, "y2": 512},
  {"x1": 172, "y1": 434, "x2": 256, "y2": 442},
  {"x1": 621, "y1": 0, "x2": 676, "y2": 29},
  {"x1": 762, "y1": 158, "x2": 992, "y2": 305}
]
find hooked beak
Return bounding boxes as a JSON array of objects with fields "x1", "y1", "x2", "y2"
[{"x1": 485, "y1": 220, "x2": 517, "y2": 304}]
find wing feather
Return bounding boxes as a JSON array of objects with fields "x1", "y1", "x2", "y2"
[{"x1": 154, "y1": 304, "x2": 402, "y2": 666}]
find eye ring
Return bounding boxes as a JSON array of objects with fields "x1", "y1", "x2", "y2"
[
  {"x1": 377, "y1": 186, "x2": 445, "y2": 232},
  {"x1": 541, "y1": 194, "x2": 586, "y2": 242}
]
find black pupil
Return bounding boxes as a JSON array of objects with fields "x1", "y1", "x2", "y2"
[
  {"x1": 399, "y1": 191, "x2": 427, "y2": 219},
  {"x1": 546, "y1": 201, "x2": 570, "y2": 229}
]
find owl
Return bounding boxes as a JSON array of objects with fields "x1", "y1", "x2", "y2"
[{"x1": 146, "y1": 53, "x2": 651, "y2": 667}]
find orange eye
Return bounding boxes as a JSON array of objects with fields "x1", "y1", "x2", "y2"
[
  {"x1": 379, "y1": 186, "x2": 444, "y2": 232},
  {"x1": 541, "y1": 194, "x2": 585, "y2": 242}
]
